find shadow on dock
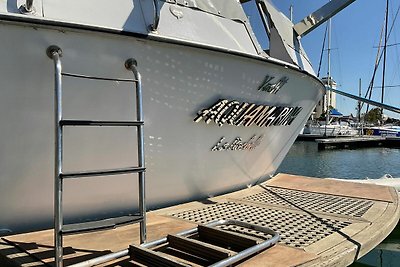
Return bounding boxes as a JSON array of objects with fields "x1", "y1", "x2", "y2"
[{"x1": 0, "y1": 238, "x2": 113, "y2": 267}]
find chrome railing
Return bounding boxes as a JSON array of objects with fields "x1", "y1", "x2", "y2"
[
  {"x1": 47, "y1": 46, "x2": 147, "y2": 267},
  {"x1": 150, "y1": 0, "x2": 160, "y2": 31},
  {"x1": 19, "y1": 0, "x2": 35, "y2": 14}
]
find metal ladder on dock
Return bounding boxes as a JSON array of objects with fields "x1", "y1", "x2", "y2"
[
  {"x1": 129, "y1": 220, "x2": 280, "y2": 267},
  {"x1": 47, "y1": 46, "x2": 146, "y2": 267}
]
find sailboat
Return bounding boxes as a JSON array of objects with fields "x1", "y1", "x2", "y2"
[
  {"x1": 301, "y1": 13, "x2": 360, "y2": 138},
  {"x1": 0, "y1": 0, "x2": 357, "y2": 237},
  {"x1": 362, "y1": 0, "x2": 400, "y2": 138}
]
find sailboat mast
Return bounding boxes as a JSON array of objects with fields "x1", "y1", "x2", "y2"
[
  {"x1": 358, "y1": 78, "x2": 362, "y2": 122},
  {"x1": 381, "y1": 0, "x2": 389, "y2": 113},
  {"x1": 328, "y1": 17, "x2": 332, "y2": 104},
  {"x1": 324, "y1": 13, "x2": 332, "y2": 136},
  {"x1": 326, "y1": 14, "x2": 332, "y2": 126},
  {"x1": 289, "y1": 5, "x2": 293, "y2": 22}
]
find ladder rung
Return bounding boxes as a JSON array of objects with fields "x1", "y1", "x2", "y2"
[
  {"x1": 60, "y1": 120, "x2": 144, "y2": 127},
  {"x1": 61, "y1": 167, "x2": 145, "y2": 179},
  {"x1": 197, "y1": 225, "x2": 261, "y2": 251},
  {"x1": 61, "y1": 72, "x2": 137, "y2": 83},
  {"x1": 62, "y1": 215, "x2": 143, "y2": 235},
  {"x1": 167, "y1": 234, "x2": 236, "y2": 262},
  {"x1": 129, "y1": 245, "x2": 190, "y2": 267}
]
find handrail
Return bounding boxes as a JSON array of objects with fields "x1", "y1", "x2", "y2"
[
  {"x1": 47, "y1": 47, "x2": 147, "y2": 267},
  {"x1": 256, "y1": 0, "x2": 271, "y2": 39},
  {"x1": 125, "y1": 58, "x2": 147, "y2": 244},
  {"x1": 47, "y1": 45, "x2": 63, "y2": 267},
  {"x1": 150, "y1": 0, "x2": 160, "y2": 31},
  {"x1": 26, "y1": 0, "x2": 33, "y2": 10}
]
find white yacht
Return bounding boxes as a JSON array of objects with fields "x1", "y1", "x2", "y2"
[
  {"x1": 0, "y1": 0, "x2": 356, "y2": 236},
  {"x1": 303, "y1": 119, "x2": 360, "y2": 137}
]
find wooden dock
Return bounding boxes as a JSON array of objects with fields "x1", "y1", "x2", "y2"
[
  {"x1": 297, "y1": 134, "x2": 355, "y2": 141},
  {"x1": 1, "y1": 173, "x2": 399, "y2": 266},
  {"x1": 316, "y1": 136, "x2": 400, "y2": 150}
]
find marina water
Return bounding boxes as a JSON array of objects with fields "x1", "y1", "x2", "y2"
[{"x1": 277, "y1": 141, "x2": 400, "y2": 266}]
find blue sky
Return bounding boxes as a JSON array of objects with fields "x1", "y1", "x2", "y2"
[{"x1": 265, "y1": 1, "x2": 400, "y2": 119}]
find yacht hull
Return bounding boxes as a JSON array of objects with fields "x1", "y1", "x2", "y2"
[
  {"x1": 364, "y1": 126, "x2": 400, "y2": 137},
  {"x1": 304, "y1": 124, "x2": 359, "y2": 137},
  {"x1": 0, "y1": 21, "x2": 324, "y2": 234}
]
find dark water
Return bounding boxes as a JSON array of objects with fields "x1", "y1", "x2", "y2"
[
  {"x1": 277, "y1": 141, "x2": 400, "y2": 179},
  {"x1": 276, "y1": 141, "x2": 400, "y2": 267}
]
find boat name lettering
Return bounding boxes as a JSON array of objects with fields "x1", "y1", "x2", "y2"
[
  {"x1": 258, "y1": 75, "x2": 289, "y2": 94},
  {"x1": 194, "y1": 99, "x2": 302, "y2": 128},
  {"x1": 211, "y1": 135, "x2": 264, "y2": 152}
]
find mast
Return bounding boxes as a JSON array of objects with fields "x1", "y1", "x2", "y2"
[
  {"x1": 325, "y1": 14, "x2": 332, "y2": 135},
  {"x1": 327, "y1": 16, "x2": 332, "y2": 109},
  {"x1": 381, "y1": 0, "x2": 389, "y2": 118},
  {"x1": 358, "y1": 78, "x2": 361, "y2": 123}
]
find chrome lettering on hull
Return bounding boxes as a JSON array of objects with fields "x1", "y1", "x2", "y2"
[
  {"x1": 258, "y1": 75, "x2": 289, "y2": 94},
  {"x1": 211, "y1": 135, "x2": 264, "y2": 151},
  {"x1": 194, "y1": 99, "x2": 302, "y2": 128}
]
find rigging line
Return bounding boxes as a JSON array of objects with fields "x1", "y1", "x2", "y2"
[
  {"x1": 389, "y1": 0, "x2": 400, "y2": 84},
  {"x1": 364, "y1": 4, "x2": 400, "y2": 112},
  {"x1": 365, "y1": 18, "x2": 385, "y2": 99},
  {"x1": 364, "y1": 2, "x2": 400, "y2": 110},
  {"x1": 381, "y1": 0, "x2": 389, "y2": 107},
  {"x1": 333, "y1": 25, "x2": 343, "y2": 88},
  {"x1": 388, "y1": 1, "x2": 400, "y2": 77},
  {"x1": 373, "y1": 42, "x2": 400, "y2": 48},
  {"x1": 372, "y1": 84, "x2": 400, "y2": 88},
  {"x1": 364, "y1": 19, "x2": 385, "y2": 113},
  {"x1": 365, "y1": 4, "x2": 400, "y2": 94},
  {"x1": 317, "y1": 23, "x2": 328, "y2": 77}
]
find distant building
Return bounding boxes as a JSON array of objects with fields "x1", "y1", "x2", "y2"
[{"x1": 314, "y1": 77, "x2": 337, "y2": 118}]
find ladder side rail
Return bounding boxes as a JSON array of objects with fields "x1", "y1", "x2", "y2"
[
  {"x1": 69, "y1": 249, "x2": 129, "y2": 267},
  {"x1": 47, "y1": 45, "x2": 64, "y2": 267},
  {"x1": 150, "y1": 0, "x2": 160, "y2": 31},
  {"x1": 126, "y1": 59, "x2": 147, "y2": 244},
  {"x1": 46, "y1": 50, "x2": 148, "y2": 267},
  {"x1": 208, "y1": 220, "x2": 280, "y2": 267}
]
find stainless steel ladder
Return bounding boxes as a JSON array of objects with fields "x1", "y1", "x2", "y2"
[
  {"x1": 129, "y1": 220, "x2": 280, "y2": 267},
  {"x1": 47, "y1": 45, "x2": 146, "y2": 267}
]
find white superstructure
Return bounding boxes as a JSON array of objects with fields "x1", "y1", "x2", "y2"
[{"x1": 0, "y1": 0, "x2": 355, "y2": 236}]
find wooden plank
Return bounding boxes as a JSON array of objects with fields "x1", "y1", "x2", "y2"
[
  {"x1": 129, "y1": 245, "x2": 189, "y2": 267},
  {"x1": 237, "y1": 245, "x2": 318, "y2": 267},
  {"x1": 266, "y1": 173, "x2": 394, "y2": 202},
  {"x1": 197, "y1": 225, "x2": 260, "y2": 251},
  {"x1": 167, "y1": 234, "x2": 235, "y2": 262},
  {"x1": 1, "y1": 173, "x2": 399, "y2": 267},
  {"x1": 0, "y1": 214, "x2": 196, "y2": 266}
]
